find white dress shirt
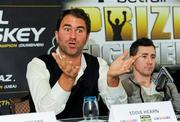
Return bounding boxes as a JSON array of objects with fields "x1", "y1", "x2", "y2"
[{"x1": 26, "y1": 53, "x2": 127, "y2": 115}]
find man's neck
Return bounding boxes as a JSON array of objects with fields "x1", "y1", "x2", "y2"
[{"x1": 133, "y1": 72, "x2": 152, "y2": 88}]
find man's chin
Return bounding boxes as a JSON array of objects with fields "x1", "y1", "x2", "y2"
[{"x1": 144, "y1": 72, "x2": 153, "y2": 76}]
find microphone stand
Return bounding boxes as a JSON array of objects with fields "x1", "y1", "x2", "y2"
[
  {"x1": 162, "y1": 79, "x2": 171, "y2": 101},
  {"x1": 156, "y1": 78, "x2": 170, "y2": 101}
]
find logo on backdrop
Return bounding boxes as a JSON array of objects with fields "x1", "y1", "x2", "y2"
[
  {"x1": 76, "y1": 0, "x2": 180, "y2": 41},
  {"x1": 66, "y1": 1, "x2": 180, "y2": 65},
  {"x1": 47, "y1": 36, "x2": 58, "y2": 54},
  {"x1": 0, "y1": 10, "x2": 46, "y2": 48}
]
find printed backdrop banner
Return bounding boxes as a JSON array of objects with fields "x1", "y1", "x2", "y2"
[
  {"x1": 0, "y1": 1, "x2": 64, "y2": 113},
  {"x1": 66, "y1": 0, "x2": 180, "y2": 66}
]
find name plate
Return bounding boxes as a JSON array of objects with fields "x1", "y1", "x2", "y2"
[
  {"x1": 109, "y1": 101, "x2": 177, "y2": 122},
  {"x1": 0, "y1": 112, "x2": 57, "y2": 122}
]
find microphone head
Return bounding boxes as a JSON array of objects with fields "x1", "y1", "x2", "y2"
[
  {"x1": 155, "y1": 66, "x2": 174, "y2": 92},
  {"x1": 155, "y1": 66, "x2": 174, "y2": 84},
  {"x1": 155, "y1": 74, "x2": 167, "y2": 92}
]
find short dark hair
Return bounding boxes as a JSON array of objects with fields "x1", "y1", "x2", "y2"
[
  {"x1": 56, "y1": 8, "x2": 91, "y2": 34},
  {"x1": 130, "y1": 37, "x2": 155, "y2": 56}
]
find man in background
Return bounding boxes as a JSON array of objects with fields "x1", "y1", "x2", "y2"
[{"x1": 121, "y1": 37, "x2": 180, "y2": 111}]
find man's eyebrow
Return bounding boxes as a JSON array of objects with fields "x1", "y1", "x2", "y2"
[
  {"x1": 63, "y1": 24, "x2": 85, "y2": 29},
  {"x1": 141, "y1": 53, "x2": 148, "y2": 55},
  {"x1": 76, "y1": 26, "x2": 86, "y2": 29},
  {"x1": 63, "y1": 24, "x2": 71, "y2": 27},
  {"x1": 141, "y1": 53, "x2": 156, "y2": 56}
]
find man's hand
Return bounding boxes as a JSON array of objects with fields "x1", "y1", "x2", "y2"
[
  {"x1": 107, "y1": 51, "x2": 140, "y2": 87},
  {"x1": 52, "y1": 52, "x2": 79, "y2": 91}
]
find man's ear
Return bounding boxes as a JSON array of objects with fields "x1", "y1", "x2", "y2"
[{"x1": 54, "y1": 31, "x2": 59, "y2": 43}]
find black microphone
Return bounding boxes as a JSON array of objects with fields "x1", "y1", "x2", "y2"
[
  {"x1": 155, "y1": 66, "x2": 173, "y2": 92},
  {"x1": 155, "y1": 73, "x2": 168, "y2": 92}
]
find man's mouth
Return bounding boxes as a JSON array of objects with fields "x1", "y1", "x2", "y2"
[{"x1": 68, "y1": 42, "x2": 76, "y2": 48}]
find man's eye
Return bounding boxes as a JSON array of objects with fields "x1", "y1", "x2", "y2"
[
  {"x1": 64, "y1": 28, "x2": 71, "y2": 31},
  {"x1": 152, "y1": 56, "x2": 156, "y2": 59},
  {"x1": 141, "y1": 55, "x2": 146, "y2": 58},
  {"x1": 76, "y1": 29, "x2": 83, "y2": 33}
]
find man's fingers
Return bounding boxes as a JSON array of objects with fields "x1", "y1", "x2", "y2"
[
  {"x1": 71, "y1": 66, "x2": 80, "y2": 77},
  {"x1": 133, "y1": 54, "x2": 141, "y2": 61},
  {"x1": 64, "y1": 65, "x2": 79, "y2": 79},
  {"x1": 52, "y1": 52, "x2": 58, "y2": 60},
  {"x1": 116, "y1": 51, "x2": 129, "y2": 61},
  {"x1": 65, "y1": 61, "x2": 72, "y2": 73},
  {"x1": 52, "y1": 52, "x2": 66, "y2": 69},
  {"x1": 52, "y1": 53, "x2": 80, "y2": 79}
]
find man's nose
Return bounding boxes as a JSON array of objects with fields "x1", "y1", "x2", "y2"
[
  {"x1": 147, "y1": 57, "x2": 152, "y2": 64},
  {"x1": 70, "y1": 29, "x2": 76, "y2": 39}
]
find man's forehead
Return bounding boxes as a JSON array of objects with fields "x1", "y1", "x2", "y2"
[
  {"x1": 137, "y1": 46, "x2": 156, "y2": 54},
  {"x1": 138, "y1": 46, "x2": 155, "y2": 50},
  {"x1": 62, "y1": 15, "x2": 85, "y2": 24}
]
